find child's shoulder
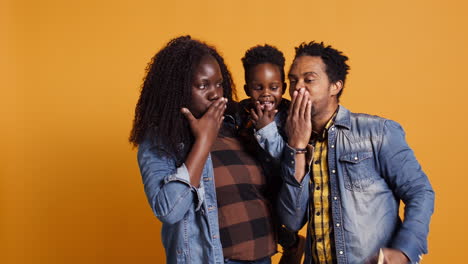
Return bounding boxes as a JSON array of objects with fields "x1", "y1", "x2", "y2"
[
  {"x1": 238, "y1": 98, "x2": 252, "y2": 110},
  {"x1": 278, "y1": 98, "x2": 290, "y2": 113}
]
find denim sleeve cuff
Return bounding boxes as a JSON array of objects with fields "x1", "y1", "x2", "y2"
[
  {"x1": 164, "y1": 164, "x2": 205, "y2": 211},
  {"x1": 391, "y1": 231, "x2": 425, "y2": 264},
  {"x1": 254, "y1": 121, "x2": 278, "y2": 141},
  {"x1": 164, "y1": 164, "x2": 190, "y2": 184},
  {"x1": 193, "y1": 181, "x2": 205, "y2": 211},
  {"x1": 281, "y1": 144, "x2": 311, "y2": 187}
]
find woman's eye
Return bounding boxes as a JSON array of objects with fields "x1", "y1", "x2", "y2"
[
  {"x1": 198, "y1": 84, "x2": 206, "y2": 89},
  {"x1": 216, "y1": 83, "x2": 223, "y2": 88},
  {"x1": 305, "y1": 79, "x2": 314, "y2": 83}
]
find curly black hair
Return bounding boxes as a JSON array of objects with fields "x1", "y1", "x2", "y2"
[
  {"x1": 241, "y1": 44, "x2": 286, "y2": 95},
  {"x1": 294, "y1": 41, "x2": 350, "y2": 99},
  {"x1": 129, "y1": 35, "x2": 236, "y2": 162}
]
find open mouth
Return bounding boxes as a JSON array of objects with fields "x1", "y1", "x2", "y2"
[{"x1": 258, "y1": 100, "x2": 275, "y2": 111}]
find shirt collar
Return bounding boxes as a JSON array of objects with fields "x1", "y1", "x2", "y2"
[{"x1": 311, "y1": 110, "x2": 338, "y2": 142}]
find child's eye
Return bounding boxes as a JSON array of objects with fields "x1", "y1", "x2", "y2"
[
  {"x1": 198, "y1": 84, "x2": 206, "y2": 89},
  {"x1": 271, "y1": 86, "x2": 279, "y2": 90},
  {"x1": 253, "y1": 86, "x2": 262, "y2": 90}
]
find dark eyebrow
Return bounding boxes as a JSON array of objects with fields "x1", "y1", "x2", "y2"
[{"x1": 304, "y1": 72, "x2": 319, "y2": 77}]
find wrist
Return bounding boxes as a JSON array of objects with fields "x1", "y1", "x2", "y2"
[
  {"x1": 195, "y1": 134, "x2": 214, "y2": 148},
  {"x1": 292, "y1": 147, "x2": 307, "y2": 154},
  {"x1": 255, "y1": 120, "x2": 274, "y2": 130},
  {"x1": 288, "y1": 141, "x2": 308, "y2": 149}
]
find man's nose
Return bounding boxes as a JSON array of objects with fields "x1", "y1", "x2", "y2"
[{"x1": 293, "y1": 80, "x2": 305, "y2": 90}]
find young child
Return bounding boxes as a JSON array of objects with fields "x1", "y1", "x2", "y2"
[
  {"x1": 130, "y1": 36, "x2": 277, "y2": 264},
  {"x1": 240, "y1": 45, "x2": 305, "y2": 264}
]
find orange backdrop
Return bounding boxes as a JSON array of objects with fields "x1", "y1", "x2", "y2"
[{"x1": 3, "y1": 0, "x2": 467, "y2": 263}]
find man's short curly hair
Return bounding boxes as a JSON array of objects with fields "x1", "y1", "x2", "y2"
[
  {"x1": 241, "y1": 44, "x2": 286, "y2": 94},
  {"x1": 294, "y1": 41, "x2": 350, "y2": 99}
]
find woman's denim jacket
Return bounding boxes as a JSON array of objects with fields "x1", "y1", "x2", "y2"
[
  {"x1": 137, "y1": 104, "x2": 274, "y2": 264},
  {"x1": 138, "y1": 139, "x2": 223, "y2": 264},
  {"x1": 255, "y1": 105, "x2": 435, "y2": 264}
]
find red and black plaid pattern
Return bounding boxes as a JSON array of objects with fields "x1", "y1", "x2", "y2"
[{"x1": 211, "y1": 130, "x2": 276, "y2": 261}]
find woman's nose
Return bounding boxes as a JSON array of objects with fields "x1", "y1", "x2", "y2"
[{"x1": 208, "y1": 86, "x2": 221, "y2": 100}]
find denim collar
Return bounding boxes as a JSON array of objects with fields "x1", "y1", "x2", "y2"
[{"x1": 334, "y1": 105, "x2": 351, "y2": 130}]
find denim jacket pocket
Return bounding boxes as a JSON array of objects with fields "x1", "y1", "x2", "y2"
[{"x1": 339, "y1": 151, "x2": 375, "y2": 192}]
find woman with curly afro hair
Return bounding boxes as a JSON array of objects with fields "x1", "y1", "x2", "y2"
[{"x1": 130, "y1": 36, "x2": 277, "y2": 264}]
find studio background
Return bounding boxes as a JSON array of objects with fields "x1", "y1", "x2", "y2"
[{"x1": 2, "y1": 0, "x2": 467, "y2": 263}]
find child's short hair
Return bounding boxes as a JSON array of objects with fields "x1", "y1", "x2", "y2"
[{"x1": 241, "y1": 44, "x2": 286, "y2": 88}]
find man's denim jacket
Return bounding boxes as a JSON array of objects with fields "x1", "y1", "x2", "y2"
[
  {"x1": 137, "y1": 124, "x2": 234, "y2": 264},
  {"x1": 255, "y1": 105, "x2": 435, "y2": 264}
]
